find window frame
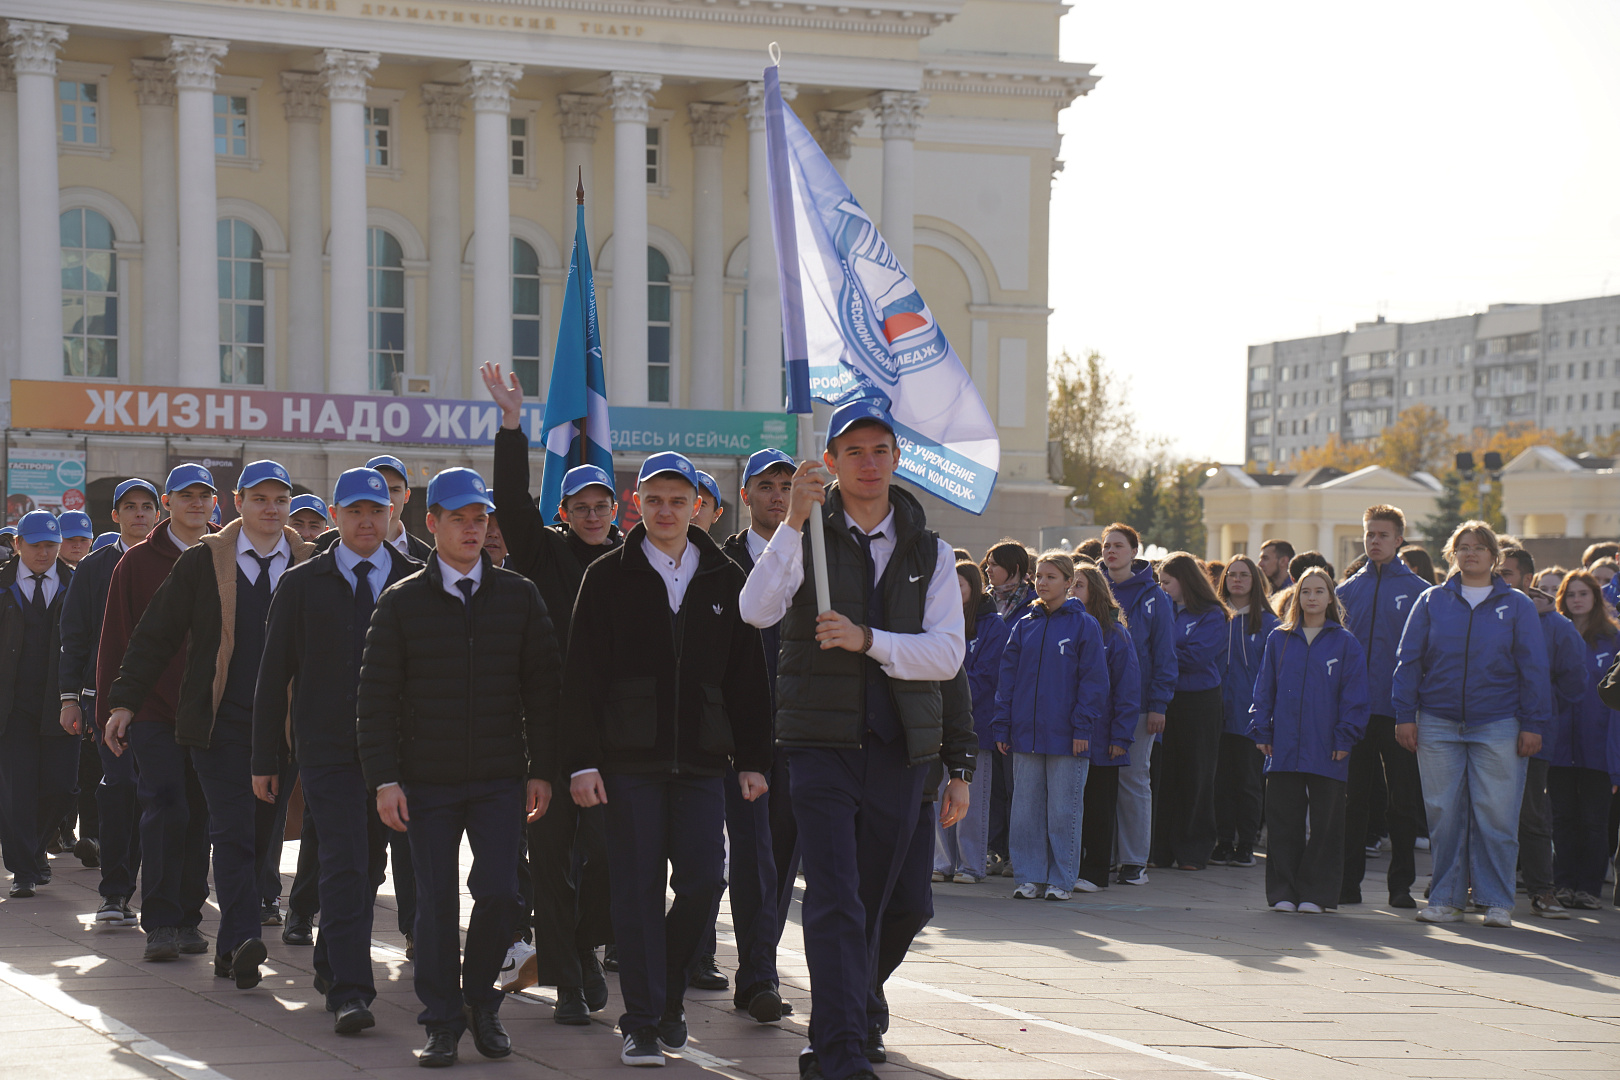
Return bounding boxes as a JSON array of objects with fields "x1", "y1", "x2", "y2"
[
  {"x1": 511, "y1": 237, "x2": 544, "y2": 397},
  {"x1": 366, "y1": 227, "x2": 408, "y2": 392},
  {"x1": 646, "y1": 108, "x2": 673, "y2": 198},
  {"x1": 647, "y1": 245, "x2": 673, "y2": 405},
  {"x1": 365, "y1": 88, "x2": 406, "y2": 181},
  {"x1": 217, "y1": 217, "x2": 267, "y2": 387},
  {"x1": 212, "y1": 75, "x2": 264, "y2": 171},
  {"x1": 60, "y1": 205, "x2": 122, "y2": 381},
  {"x1": 56, "y1": 62, "x2": 113, "y2": 160},
  {"x1": 508, "y1": 98, "x2": 539, "y2": 190}
]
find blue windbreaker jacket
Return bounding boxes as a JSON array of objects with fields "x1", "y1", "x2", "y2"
[
  {"x1": 1107, "y1": 559, "x2": 1178, "y2": 715},
  {"x1": 1223, "y1": 608, "x2": 1280, "y2": 736},
  {"x1": 1172, "y1": 604, "x2": 1228, "y2": 693},
  {"x1": 1093, "y1": 619, "x2": 1141, "y2": 766},
  {"x1": 1337, "y1": 557, "x2": 1428, "y2": 717},
  {"x1": 992, "y1": 597, "x2": 1109, "y2": 755},
  {"x1": 1247, "y1": 622, "x2": 1371, "y2": 782},
  {"x1": 1532, "y1": 610, "x2": 1589, "y2": 766},
  {"x1": 965, "y1": 595, "x2": 1012, "y2": 751},
  {"x1": 1391, "y1": 575, "x2": 1552, "y2": 733}
]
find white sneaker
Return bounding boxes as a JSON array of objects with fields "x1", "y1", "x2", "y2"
[
  {"x1": 1297, "y1": 902, "x2": 1324, "y2": 914},
  {"x1": 1071, "y1": 878, "x2": 1100, "y2": 893},
  {"x1": 1012, "y1": 882, "x2": 1040, "y2": 900},
  {"x1": 498, "y1": 940, "x2": 538, "y2": 993},
  {"x1": 1416, "y1": 905, "x2": 1463, "y2": 923},
  {"x1": 1043, "y1": 886, "x2": 1071, "y2": 901},
  {"x1": 1414, "y1": 837, "x2": 1430, "y2": 851},
  {"x1": 1483, "y1": 907, "x2": 1514, "y2": 928},
  {"x1": 1271, "y1": 901, "x2": 1297, "y2": 912}
]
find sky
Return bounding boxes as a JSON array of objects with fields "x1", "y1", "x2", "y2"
[{"x1": 1048, "y1": 0, "x2": 1620, "y2": 463}]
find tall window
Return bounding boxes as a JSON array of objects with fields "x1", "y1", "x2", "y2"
[
  {"x1": 512, "y1": 238, "x2": 542, "y2": 395},
  {"x1": 510, "y1": 117, "x2": 528, "y2": 178},
  {"x1": 214, "y1": 93, "x2": 248, "y2": 157},
  {"x1": 647, "y1": 246, "x2": 671, "y2": 403},
  {"x1": 218, "y1": 219, "x2": 265, "y2": 385},
  {"x1": 363, "y1": 105, "x2": 392, "y2": 168},
  {"x1": 367, "y1": 228, "x2": 405, "y2": 391},
  {"x1": 58, "y1": 81, "x2": 98, "y2": 144},
  {"x1": 645, "y1": 125, "x2": 662, "y2": 185},
  {"x1": 61, "y1": 208, "x2": 118, "y2": 378}
]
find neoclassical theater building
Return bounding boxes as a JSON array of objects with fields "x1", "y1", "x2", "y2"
[{"x1": 0, "y1": 0, "x2": 1095, "y2": 547}]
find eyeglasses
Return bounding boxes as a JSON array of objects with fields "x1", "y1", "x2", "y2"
[
  {"x1": 1453, "y1": 545, "x2": 1491, "y2": 556},
  {"x1": 570, "y1": 504, "x2": 616, "y2": 519}
]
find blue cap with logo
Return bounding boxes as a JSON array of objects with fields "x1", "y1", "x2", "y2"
[
  {"x1": 364, "y1": 455, "x2": 409, "y2": 483},
  {"x1": 560, "y1": 464, "x2": 614, "y2": 501},
  {"x1": 165, "y1": 463, "x2": 216, "y2": 493},
  {"x1": 238, "y1": 459, "x2": 293, "y2": 491},
  {"x1": 289, "y1": 493, "x2": 330, "y2": 519},
  {"x1": 113, "y1": 478, "x2": 160, "y2": 507},
  {"x1": 16, "y1": 510, "x2": 62, "y2": 545},
  {"x1": 742, "y1": 448, "x2": 795, "y2": 487},
  {"x1": 91, "y1": 532, "x2": 121, "y2": 553},
  {"x1": 426, "y1": 467, "x2": 495, "y2": 512},
  {"x1": 332, "y1": 467, "x2": 392, "y2": 509},
  {"x1": 0, "y1": 526, "x2": 14, "y2": 539},
  {"x1": 637, "y1": 451, "x2": 699, "y2": 490},
  {"x1": 57, "y1": 511, "x2": 94, "y2": 539},
  {"x1": 696, "y1": 471, "x2": 722, "y2": 508},
  {"x1": 210, "y1": 504, "x2": 223, "y2": 526},
  {"x1": 826, "y1": 399, "x2": 897, "y2": 450}
]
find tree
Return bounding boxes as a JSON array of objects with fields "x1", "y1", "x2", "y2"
[
  {"x1": 1048, "y1": 350, "x2": 1138, "y2": 525},
  {"x1": 1290, "y1": 435, "x2": 1378, "y2": 473},
  {"x1": 1380, "y1": 405, "x2": 1456, "y2": 475},
  {"x1": 1420, "y1": 469, "x2": 1467, "y2": 564}
]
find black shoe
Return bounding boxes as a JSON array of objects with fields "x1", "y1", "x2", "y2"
[
  {"x1": 261, "y1": 901, "x2": 283, "y2": 927},
  {"x1": 1210, "y1": 842, "x2": 1232, "y2": 866},
  {"x1": 73, "y1": 837, "x2": 100, "y2": 868},
  {"x1": 464, "y1": 1004, "x2": 511, "y2": 1059},
  {"x1": 1390, "y1": 892, "x2": 1417, "y2": 909},
  {"x1": 656, "y1": 1009, "x2": 688, "y2": 1050},
  {"x1": 177, "y1": 926, "x2": 209, "y2": 954},
  {"x1": 580, "y1": 947, "x2": 608, "y2": 1011},
  {"x1": 688, "y1": 954, "x2": 728, "y2": 991},
  {"x1": 334, "y1": 1000, "x2": 375, "y2": 1035},
  {"x1": 418, "y1": 1028, "x2": 459, "y2": 1068},
  {"x1": 1229, "y1": 847, "x2": 1257, "y2": 868},
  {"x1": 143, "y1": 926, "x2": 180, "y2": 962},
  {"x1": 865, "y1": 1028, "x2": 887, "y2": 1064},
  {"x1": 603, "y1": 943, "x2": 618, "y2": 971},
  {"x1": 47, "y1": 828, "x2": 70, "y2": 855},
  {"x1": 282, "y1": 912, "x2": 314, "y2": 946},
  {"x1": 553, "y1": 986, "x2": 590, "y2": 1025},
  {"x1": 95, "y1": 895, "x2": 127, "y2": 923},
  {"x1": 798, "y1": 1050, "x2": 823, "y2": 1080},
  {"x1": 9, "y1": 879, "x2": 35, "y2": 899},
  {"x1": 620, "y1": 1026, "x2": 663, "y2": 1067},
  {"x1": 230, "y1": 939, "x2": 267, "y2": 989},
  {"x1": 737, "y1": 982, "x2": 785, "y2": 1023},
  {"x1": 36, "y1": 864, "x2": 51, "y2": 885}
]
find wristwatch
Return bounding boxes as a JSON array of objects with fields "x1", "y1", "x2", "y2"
[{"x1": 949, "y1": 767, "x2": 973, "y2": 784}]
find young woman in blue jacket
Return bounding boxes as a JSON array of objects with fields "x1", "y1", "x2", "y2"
[
  {"x1": 980, "y1": 539, "x2": 1035, "y2": 875},
  {"x1": 1248, "y1": 567, "x2": 1370, "y2": 912},
  {"x1": 992, "y1": 552, "x2": 1109, "y2": 901},
  {"x1": 1213, "y1": 555, "x2": 1278, "y2": 868},
  {"x1": 934, "y1": 561, "x2": 1011, "y2": 884},
  {"x1": 1391, "y1": 521, "x2": 1552, "y2": 928},
  {"x1": 1068, "y1": 560, "x2": 1140, "y2": 892},
  {"x1": 1551, "y1": 570, "x2": 1616, "y2": 910},
  {"x1": 1149, "y1": 552, "x2": 1230, "y2": 871}
]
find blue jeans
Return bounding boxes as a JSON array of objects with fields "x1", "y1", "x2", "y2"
[
  {"x1": 1009, "y1": 752, "x2": 1088, "y2": 888},
  {"x1": 933, "y1": 764, "x2": 990, "y2": 878},
  {"x1": 1416, "y1": 713, "x2": 1526, "y2": 911},
  {"x1": 1114, "y1": 713, "x2": 1152, "y2": 866}
]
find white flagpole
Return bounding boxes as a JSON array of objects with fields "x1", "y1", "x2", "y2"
[{"x1": 798, "y1": 416, "x2": 832, "y2": 615}]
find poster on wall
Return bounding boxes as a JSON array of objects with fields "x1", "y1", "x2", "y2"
[{"x1": 6, "y1": 448, "x2": 88, "y2": 523}]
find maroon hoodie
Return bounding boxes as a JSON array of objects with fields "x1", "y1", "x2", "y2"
[{"x1": 96, "y1": 519, "x2": 201, "y2": 728}]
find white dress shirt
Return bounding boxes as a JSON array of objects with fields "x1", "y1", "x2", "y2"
[
  {"x1": 745, "y1": 526, "x2": 771, "y2": 565},
  {"x1": 738, "y1": 506, "x2": 964, "y2": 680},
  {"x1": 438, "y1": 555, "x2": 484, "y2": 600},
  {"x1": 237, "y1": 529, "x2": 291, "y2": 590},
  {"x1": 334, "y1": 540, "x2": 388, "y2": 595},
  {"x1": 18, "y1": 562, "x2": 61, "y2": 607},
  {"x1": 642, "y1": 536, "x2": 699, "y2": 613},
  {"x1": 389, "y1": 529, "x2": 412, "y2": 557}
]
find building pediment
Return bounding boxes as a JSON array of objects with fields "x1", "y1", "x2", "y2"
[{"x1": 1500, "y1": 446, "x2": 1582, "y2": 475}]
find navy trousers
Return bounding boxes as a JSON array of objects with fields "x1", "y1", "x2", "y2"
[
  {"x1": 404, "y1": 778, "x2": 524, "y2": 1032},
  {"x1": 769, "y1": 754, "x2": 800, "y2": 942},
  {"x1": 701, "y1": 767, "x2": 781, "y2": 996},
  {"x1": 189, "y1": 717, "x2": 261, "y2": 957},
  {"x1": 95, "y1": 728, "x2": 141, "y2": 898},
  {"x1": 603, "y1": 772, "x2": 726, "y2": 1034},
  {"x1": 254, "y1": 760, "x2": 295, "y2": 906},
  {"x1": 525, "y1": 791, "x2": 612, "y2": 987},
  {"x1": 791, "y1": 740, "x2": 926, "y2": 1080},
  {"x1": 291, "y1": 796, "x2": 416, "y2": 936},
  {"x1": 300, "y1": 763, "x2": 377, "y2": 1009},
  {"x1": 128, "y1": 720, "x2": 209, "y2": 930},
  {"x1": 869, "y1": 798, "x2": 935, "y2": 1034},
  {"x1": 0, "y1": 720, "x2": 77, "y2": 884}
]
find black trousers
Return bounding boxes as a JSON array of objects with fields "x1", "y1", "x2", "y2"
[
  {"x1": 301, "y1": 763, "x2": 377, "y2": 1009},
  {"x1": 69, "y1": 729, "x2": 101, "y2": 841},
  {"x1": 1341, "y1": 715, "x2": 1421, "y2": 900},
  {"x1": 128, "y1": 720, "x2": 209, "y2": 930},
  {"x1": 1549, "y1": 766, "x2": 1614, "y2": 897},
  {"x1": 291, "y1": 787, "x2": 417, "y2": 937},
  {"x1": 987, "y1": 749, "x2": 1015, "y2": 861},
  {"x1": 254, "y1": 760, "x2": 295, "y2": 906},
  {"x1": 94, "y1": 724, "x2": 141, "y2": 898},
  {"x1": 701, "y1": 767, "x2": 781, "y2": 996},
  {"x1": 1265, "y1": 771, "x2": 1346, "y2": 908},
  {"x1": 525, "y1": 787, "x2": 611, "y2": 988},
  {"x1": 1150, "y1": 687, "x2": 1223, "y2": 869},
  {"x1": 1213, "y1": 733, "x2": 1264, "y2": 851},
  {"x1": 768, "y1": 754, "x2": 800, "y2": 943},
  {"x1": 0, "y1": 720, "x2": 77, "y2": 883},
  {"x1": 1077, "y1": 763, "x2": 1120, "y2": 888},
  {"x1": 189, "y1": 719, "x2": 261, "y2": 958},
  {"x1": 869, "y1": 799, "x2": 934, "y2": 1035}
]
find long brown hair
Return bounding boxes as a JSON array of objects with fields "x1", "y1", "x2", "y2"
[
  {"x1": 1072, "y1": 561, "x2": 1125, "y2": 633},
  {"x1": 1279, "y1": 566, "x2": 1346, "y2": 632},
  {"x1": 1556, "y1": 568, "x2": 1620, "y2": 644},
  {"x1": 956, "y1": 560, "x2": 986, "y2": 640},
  {"x1": 1159, "y1": 552, "x2": 1229, "y2": 618},
  {"x1": 1218, "y1": 554, "x2": 1275, "y2": 636}
]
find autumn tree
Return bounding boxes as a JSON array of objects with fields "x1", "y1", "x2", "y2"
[
  {"x1": 1290, "y1": 435, "x2": 1378, "y2": 473},
  {"x1": 1048, "y1": 350, "x2": 1139, "y2": 524},
  {"x1": 1379, "y1": 405, "x2": 1456, "y2": 475}
]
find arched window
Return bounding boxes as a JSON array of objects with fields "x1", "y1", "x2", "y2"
[
  {"x1": 367, "y1": 227, "x2": 405, "y2": 391},
  {"x1": 218, "y1": 218, "x2": 265, "y2": 385},
  {"x1": 512, "y1": 238, "x2": 541, "y2": 396},
  {"x1": 647, "y1": 245, "x2": 671, "y2": 403},
  {"x1": 61, "y1": 208, "x2": 118, "y2": 378}
]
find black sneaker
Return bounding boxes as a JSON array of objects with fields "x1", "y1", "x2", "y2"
[
  {"x1": 1210, "y1": 842, "x2": 1233, "y2": 866},
  {"x1": 798, "y1": 1049, "x2": 823, "y2": 1080},
  {"x1": 177, "y1": 926, "x2": 209, "y2": 954},
  {"x1": 261, "y1": 901, "x2": 283, "y2": 927},
  {"x1": 865, "y1": 1028, "x2": 887, "y2": 1064},
  {"x1": 1116, "y1": 864, "x2": 1148, "y2": 886},
  {"x1": 1229, "y1": 847, "x2": 1257, "y2": 868},
  {"x1": 620, "y1": 1026, "x2": 664, "y2": 1067},
  {"x1": 688, "y1": 954, "x2": 728, "y2": 991},
  {"x1": 117, "y1": 898, "x2": 140, "y2": 927},
  {"x1": 95, "y1": 895, "x2": 126, "y2": 923},
  {"x1": 143, "y1": 926, "x2": 180, "y2": 962},
  {"x1": 656, "y1": 1009, "x2": 688, "y2": 1050}
]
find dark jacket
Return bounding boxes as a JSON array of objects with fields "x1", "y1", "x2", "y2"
[
  {"x1": 721, "y1": 529, "x2": 782, "y2": 693},
  {"x1": 1337, "y1": 557, "x2": 1429, "y2": 717},
  {"x1": 316, "y1": 525, "x2": 433, "y2": 564},
  {"x1": 356, "y1": 552, "x2": 561, "y2": 789},
  {"x1": 492, "y1": 425, "x2": 622, "y2": 655},
  {"x1": 57, "y1": 539, "x2": 125, "y2": 703},
  {"x1": 1247, "y1": 622, "x2": 1371, "y2": 782},
  {"x1": 963, "y1": 593, "x2": 1010, "y2": 750},
  {"x1": 107, "y1": 521, "x2": 315, "y2": 748},
  {"x1": 562, "y1": 523, "x2": 771, "y2": 777},
  {"x1": 96, "y1": 519, "x2": 204, "y2": 729},
  {"x1": 923, "y1": 666, "x2": 978, "y2": 802},
  {"x1": 251, "y1": 542, "x2": 420, "y2": 776},
  {"x1": 0, "y1": 556, "x2": 74, "y2": 738}
]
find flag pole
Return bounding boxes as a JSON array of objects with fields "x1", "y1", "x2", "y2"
[{"x1": 575, "y1": 167, "x2": 588, "y2": 470}]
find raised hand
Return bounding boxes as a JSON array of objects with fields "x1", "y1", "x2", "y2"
[{"x1": 479, "y1": 361, "x2": 524, "y2": 429}]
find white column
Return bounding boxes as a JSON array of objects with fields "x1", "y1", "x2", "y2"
[
  {"x1": 419, "y1": 84, "x2": 464, "y2": 398},
  {"x1": 742, "y1": 81, "x2": 796, "y2": 412},
  {"x1": 168, "y1": 37, "x2": 228, "y2": 388},
  {"x1": 1317, "y1": 522, "x2": 1336, "y2": 561},
  {"x1": 816, "y1": 109, "x2": 864, "y2": 183},
  {"x1": 463, "y1": 62, "x2": 521, "y2": 387},
  {"x1": 607, "y1": 72, "x2": 660, "y2": 407},
  {"x1": 0, "y1": 56, "x2": 19, "y2": 406},
  {"x1": 280, "y1": 72, "x2": 325, "y2": 392},
  {"x1": 321, "y1": 49, "x2": 378, "y2": 394},
  {"x1": 871, "y1": 90, "x2": 927, "y2": 271},
  {"x1": 687, "y1": 103, "x2": 734, "y2": 411},
  {"x1": 6, "y1": 21, "x2": 67, "y2": 383},
  {"x1": 1247, "y1": 521, "x2": 1265, "y2": 556},
  {"x1": 130, "y1": 60, "x2": 178, "y2": 385},
  {"x1": 557, "y1": 92, "x2": 603, "y2": 256}
]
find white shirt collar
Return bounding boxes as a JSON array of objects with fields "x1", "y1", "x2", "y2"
[
  {"x1": 642, "y1": 536, "x2": 700, "y2": 613},
  {"x1": 335, "y1": 540, "x2": 385, "y2": 572},
  {"x1": 746, "y1": 527, "x2": 773, "y2": 561},
  {"x1": 438, "y1": 555, "x2": 484, "y2": 599},
  {"x1": 843, "y1": 507, "x2": 895, "y2": 540},
  {"x1": 237, "y1": 527, "x2": 291, "y2": 561},
  {"x1": 390, "y1": 530, "x2": 411, "y2": 555}
]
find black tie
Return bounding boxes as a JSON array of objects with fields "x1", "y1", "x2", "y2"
[
  {"x1": 248, "y1": 551, "x2": 276, "y2": 590},
  {"x1": 456, "y1": 578, "x2": 475, "y2": 604},
  {"x1": 852, "y1": 528, "x2": 881, "y2": 588},
  {"x1": 28, "y1": 572, "x2": 47, "y2": 615},
  {"x1": 353, "y1": 559, "x2": 376, "y2": 613}
]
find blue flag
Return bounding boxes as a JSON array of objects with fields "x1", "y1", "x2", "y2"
[
  {"x1": 538, "y1": 203, "x2": 614, "y2": 523},
  {"x1": 763, "y1": 65, "x2": 999, "y2": 514}
]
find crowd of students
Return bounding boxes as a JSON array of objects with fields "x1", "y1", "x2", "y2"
[{"x1": 4, "y1": 385, "x2": 1619, "y2": 1076}]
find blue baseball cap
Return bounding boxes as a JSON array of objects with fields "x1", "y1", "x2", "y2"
[
  {"x1": 16, "y1": 510, "x2": 62, "y2": 544},
  {"x1": 113, "y1": 478, "x2": 160, "y2": 507},
  {"x1": 364, "y1": 455, "x2": 409, "y2": 483},
  {"x1": 91, "y1": 532, "x2": 121, "y2": 552},
  {"x1": 289, "y1": 493, "x2": 330, "y2": 519},
  {"x1": 0, "y1": 526, "x2": 14, "y2": 539},
  {"x1": 57, "y1": 511, "x2": 94, "y2": 539},
  {"x1": 560, "y1": 464, "x2": 615, "y2": 501},
  {"x1": 637, "y1": 452, "x2": 699, "y2": 490},
  {"x1": 826, "y1": 399, "x2": 896, "y2": 450},
  {"x1": 210, "y1": 504, "x2": 223, "y2": 525},
  {"x1": 426, "y1": 467, "x2": 495, "y2": 512},
  {"x1": 742, "y1": 448, "x2": 795, "y2": 486},
  {"x1": 696, "y1": 471, "x2": 722, "y2": 508},
  {"x1": 165, "y1": 463, "x2": 216, "y2": 493},
  {"x1": 332, "y1": 468, "x2": 391, "y2": 509},
  {"x1": 238, "y1": 459, "x2": 292, "y2": 491}
]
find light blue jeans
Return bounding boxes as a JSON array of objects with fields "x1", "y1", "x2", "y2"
[
  {"x1": 1010, "y1": 752, "x2": 1089, "y2": 888},
  {"x1": 1114, "y1": 712, "x2": 1152, "y2": 866},
  {"x1": 1416, "y1": 712, "x2": 1527, "y2": 911},
  {"x1": 934, "y1": 764, "x2": 991, "y2": 878}
]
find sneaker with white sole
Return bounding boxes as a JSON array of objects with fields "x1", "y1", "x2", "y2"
[
  {"x1": 621, "y1": 1027, "x2": 665, "y2": 1067},
  {"x1": 952, "y1": 872, "x2": 984, "y2": 884},
  {"x1": 1530, "y1": 893, "x2": 1569, "y2": 920},
  {"x1": 1116, "y1": 865, "x2": 1149, "y2": 886},
  {"x1": 1071, "y1": 878, "x2": 1100, "y2": 893},
  {"x1": 498, "y1": 941, "x2": 538, "y2": 994},
  {"x1": 1297, "y1": 901, "x2": 1324, "y2": 914},
  {"x1": 1271, "y1": 900, "x2": 1297, "y2": 912},
  {"x1": 1482, "y1": 907, "x2": 1513, "y2": 928},
  {"x1": 1012, "y1": 882, "x2": 1040, "y2": 899},
  {"x1": 1043, "y1": 886, "x2": 1070, "y2": 901},
  {"x1": 1416, "y1": 904, "x2": 1463, "y2": 923},
  {"x1": 95, "y1": 895, "x2": 127, "y2": 923}
]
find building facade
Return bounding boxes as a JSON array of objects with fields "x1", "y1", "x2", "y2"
[
  {"x1": 1245, "y1": 294, "x2": 1620, "y2": 468},
  {"x1": 0, "y1": 0, "x2": 1094, "y2": 550}
]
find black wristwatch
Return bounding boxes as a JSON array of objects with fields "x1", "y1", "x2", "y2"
[{"x1": 949, "y1": 767, "x2": 973, "y2": 784}]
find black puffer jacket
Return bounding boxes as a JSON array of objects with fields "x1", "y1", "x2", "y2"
[{"x1": 356, "y1": 552, "x2": 561, "y2": 789}]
